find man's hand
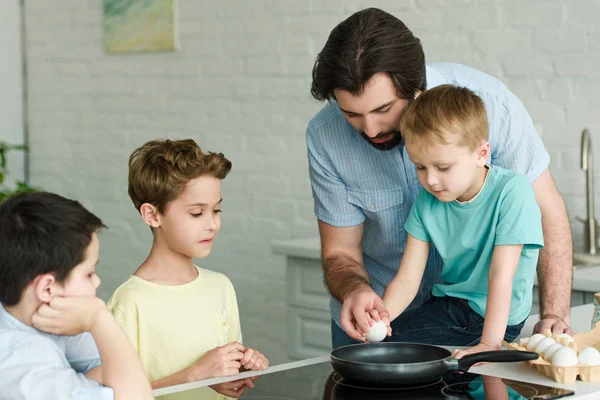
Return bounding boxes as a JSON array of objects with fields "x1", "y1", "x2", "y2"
[
  {"x1": 210, "y1": 378, "x2": 255, "y2": 398},
  {"x1": 32, "y1": 296, "x2": 107, "y2": 335},
  {"x1": 240, "y1": 347, "x2": 269, "y2": 371},
  {"x1": 186, "y1": 342, "x2": 246, "y2": 382},
  {"x1": 533, "y1": 314, "x2": 574, "y2": 335},
  {"x1": 340, "y1": 286, "x2": 390, "y2": 341}
]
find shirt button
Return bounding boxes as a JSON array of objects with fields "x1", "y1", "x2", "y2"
[
  {"x1": 412, "y1": 179, "x2": 419, "y2": 185},
  {"x1": 369, "y1": 204, "x2": 375, "y2": 209}
]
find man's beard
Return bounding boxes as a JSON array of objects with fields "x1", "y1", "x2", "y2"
[{"x1": 360, "y1": 130, "x2": 403, "y2": 151}]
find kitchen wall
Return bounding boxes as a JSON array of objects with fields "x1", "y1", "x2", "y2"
[
  {"x1": 1, "y1": 0, "x2": 25, "y2": 184},
  {"x1": 23, "y1": 0, "x2": 599, "y2": 363}
]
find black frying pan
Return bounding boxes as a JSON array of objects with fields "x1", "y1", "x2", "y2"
[{"x1": 330, "y1": 342, "x2": 538, "y2": 386}]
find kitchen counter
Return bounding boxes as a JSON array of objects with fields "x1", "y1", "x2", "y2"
[
  {"x1": 154, "y1": 304, "x2": 600, "y2": 399},
  {"x1": 273, "y1": 236, "x2": 600, "y2": 359},
  {"x1": 273, "y1": 237, "x2": 600, "y2": 292}
]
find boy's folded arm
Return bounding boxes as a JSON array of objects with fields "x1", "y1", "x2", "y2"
[
  {"x1": 85, "y1": 366, "x2": 104, "y2": 384},
  {"x1": 108, "y1": 304, "x2": 140, "y2": 355},
  {"x1": 480, "y1": 244, "x2": 524, "y2": 349},
  {"x1": 89, "y1": 309, "x2": 154, "y2": 400},
  {"x1": 0, "y1": 335, "x2": 113, "y2": 400},
  {"x1": 65, "y1": 331, "x2": 104, "y2": 378},
  {"x1": 382, "y1": 234, "x2": 430, "y2": 321}
]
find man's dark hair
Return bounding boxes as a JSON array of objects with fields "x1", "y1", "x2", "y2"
[
  {"x1": 311, "y1": 7, "x2": 426, "y2": 102},
  {"x1": 0, "y1": 192, "x2": 105, "y2": 306}
]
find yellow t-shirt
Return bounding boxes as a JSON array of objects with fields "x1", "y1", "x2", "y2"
[{"x1": 107, "y1": 266, "x2": 242, "y2": 400}]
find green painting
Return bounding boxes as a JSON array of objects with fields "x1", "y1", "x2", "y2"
[{"x1": 103, "y1": 0, "x2": 178, "y2": 53}]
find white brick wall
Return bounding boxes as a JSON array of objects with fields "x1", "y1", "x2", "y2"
[
  {"x1": 23, "y1": 0, "x2": 599, "y2": 364},
  {"x1": 0, "y1": 0, "x2": 25, "y2": 184}
]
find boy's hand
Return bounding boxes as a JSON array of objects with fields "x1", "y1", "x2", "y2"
[
  {"x1": 240, "y1": 347, "x2": 269, "y2": 371},
  {"x1": 367, "y1": 310, "x2": 392, "y2": 337},
  {"x1": 210, "y1": 378, "x2": 254, "y2": 398},
  {"x1": 353, "y1": 310, "x2": 392, "y2": 342},
  {"x1": 452, "y1": 342, "x2": 500, "y2": 363},
  {"x1": 32, "y1": 296, "x2": 107, "y2": 335},
  {"x1": 187, "y1": 342, "x2": 246, "y2": 381}
]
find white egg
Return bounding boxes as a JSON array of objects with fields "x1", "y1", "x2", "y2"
[
  {"x1": 557, "y1": 333, "x2": 575, "y2": 344},
  {"x1": 551, "y1": 346, "x2": 579, "y2": 367},
  {"x1": 535, "y1": 337, "x2": 557, "y2": 354},
  {"x1": 526, "y1": 334, "x2": 547, "y2": 351},
  {"x1": 543, "y1": 343, "x2": 563, "y2": 361},
  {"x1": 366, "y1": 320, "x2": 387, "y2": 342},
  {"x1": 578, "y1": 347, "x2": 600, "y2": 366}
]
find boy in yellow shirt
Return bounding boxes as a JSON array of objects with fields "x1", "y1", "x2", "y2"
[{"x1": 108, "y1": 139, "x2": 268, "y2": 399}]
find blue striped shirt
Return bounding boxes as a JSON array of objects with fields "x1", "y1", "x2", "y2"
[{"x1": 306, "y1": 62, "x2": 550, "y2": 328}]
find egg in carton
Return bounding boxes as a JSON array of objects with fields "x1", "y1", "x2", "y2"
[{"x1": 502, "y1": 322, "x2": 600, "y2": 383}]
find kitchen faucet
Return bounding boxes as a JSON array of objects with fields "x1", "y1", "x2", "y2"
[{"x1": 577, "y1": 128, "x2": 597, "y2": 255}]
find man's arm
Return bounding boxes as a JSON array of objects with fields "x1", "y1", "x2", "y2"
[
  {"x1": 532, "y1": 169, "x2": 574, "y2": 334},
  {"x1": 319, "y1": 220, "x2": 367, "y2": 302},
  {"x1": 319, "y1": 220, "x2": 389, "y2": 340}
]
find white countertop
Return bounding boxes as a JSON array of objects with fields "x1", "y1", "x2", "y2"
[
  {"x1": 273, "y1": 237, "x2": 600, "y2": 292},
  {"x1": 154, "y1": 304, "x2": 600, "y2": 398}
]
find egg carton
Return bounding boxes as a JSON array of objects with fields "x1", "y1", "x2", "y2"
[{"x1": 502, "y1": 323, "x2": 600, "y2": 384}]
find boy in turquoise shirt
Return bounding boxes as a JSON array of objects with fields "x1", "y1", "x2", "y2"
[{"x1": 362, "y1": 85, "x2": 544, "y2": 357}]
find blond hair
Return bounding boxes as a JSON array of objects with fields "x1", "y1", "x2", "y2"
[
  {"x1": 400, "y1": 84, "x2": 488, "y2": 151},
  {"x1": 128, "y1": 139, "x2": 231, "y2": 214}
]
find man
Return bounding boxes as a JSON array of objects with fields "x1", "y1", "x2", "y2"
[{"x1": 306, "y1": 7, "x2": 573, "y2": 348}]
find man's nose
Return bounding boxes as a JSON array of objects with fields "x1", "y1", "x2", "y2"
[{"x1": 363, "y1": 118, "x2": 379, "y2": 138}]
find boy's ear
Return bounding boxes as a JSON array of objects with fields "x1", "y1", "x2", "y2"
[
  {"x1": 33, "y1": 274, "x2": 60, "y2": 303},
  {"x1": 477, "y1": 141, "x2": 491, "y2": 166},
  {"x1": 140, "y1": 203, "x2": 161, "y2": 228}
]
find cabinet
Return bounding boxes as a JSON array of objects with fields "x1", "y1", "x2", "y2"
[{"x1": 273, "y1": 238, "x2": 331, "y2": 359}]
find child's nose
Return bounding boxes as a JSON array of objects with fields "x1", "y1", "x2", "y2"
[
  {"x1": 205, "y1": 216, "x2": 218, "y2": 231},
  {"x1": 426, "y1": 173, "x2": 438, "y2": 186}
]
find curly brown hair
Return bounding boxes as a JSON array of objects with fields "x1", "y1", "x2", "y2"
[{"x1": 128, "y1": 139, "x2": 232, "y2": 214}]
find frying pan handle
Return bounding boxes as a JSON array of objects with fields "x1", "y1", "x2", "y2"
[{"x1": 456, "y1": 350, "x2": 539, "y2": 372}]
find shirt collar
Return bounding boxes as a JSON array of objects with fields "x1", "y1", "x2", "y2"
[{"x1": 425, "y1": 64, "x2": 445, "y2": 90}]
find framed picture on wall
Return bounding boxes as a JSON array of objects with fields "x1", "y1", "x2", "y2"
[{"x1": 103, "y1": 0, "x2": 179, "y2": 53}]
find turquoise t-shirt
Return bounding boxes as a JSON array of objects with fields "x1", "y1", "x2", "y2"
[{"x1": 404, "y1": 166, "x2": 544, "y2": 325}]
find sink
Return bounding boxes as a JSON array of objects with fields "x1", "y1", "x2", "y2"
[{"x1": 573, "y1": 252, "x2": 600, "y2": 269}]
